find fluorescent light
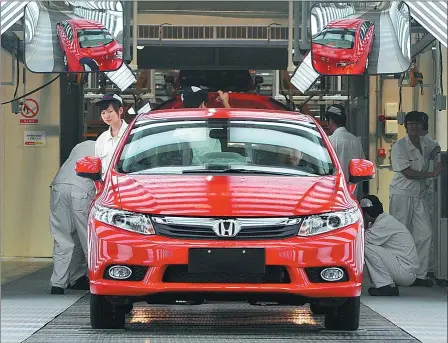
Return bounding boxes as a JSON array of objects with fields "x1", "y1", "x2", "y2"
[{"x1": 137, "y1": 46, "x2": 145, "y2": 50}]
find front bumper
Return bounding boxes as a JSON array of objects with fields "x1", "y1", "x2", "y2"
[{"x1": 88, "y1": 221, "x2": 364, "y2": 299}]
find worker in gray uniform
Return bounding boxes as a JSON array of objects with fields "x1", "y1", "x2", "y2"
[
  {"x1": 418, "y1": 112, "x2": 441, "y2": 274},
  {"x1": 325, "y1": 104, "x2": 366, "y2": 198},
  {"x1": 361, "y1": 195, "x2": 420, "y2": 296},
  {"x1": 389, "y1": 111, "x2": 441, "y2": 287},
  {"x1": 49, "y1": 140, "x2": 96, "y2": 294}
]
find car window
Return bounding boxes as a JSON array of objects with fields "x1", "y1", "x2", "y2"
[
  {"x1": 313, "y1": 28, "x2": 355, "y2": 49},
  {"x1": 116, "y1": 119, "x2": 335, "y2": 176},
  {"x1": 77, "y1": 29, "x2": 114, "y2": 48}
]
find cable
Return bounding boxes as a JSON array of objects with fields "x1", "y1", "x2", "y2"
[
  {"x1": 439, "y1": 42, "x2": 444, "y2": 95},
  {"x1": 1, "y1": 75, "x2": 60, "y2": 105},
  {"x1": 13, "y1": 39, "x2": 20, "y2": 98}
]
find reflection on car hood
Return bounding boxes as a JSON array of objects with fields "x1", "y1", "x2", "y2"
[
  {"x1": 79, "y1": 41, "x2": 121, "y2": 57},
  {"x1": 105, "y1": 174, "x2": 354, "y2": 217}
]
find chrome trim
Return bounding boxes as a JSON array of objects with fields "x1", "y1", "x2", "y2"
[{"x1": 151, "y1": 216, "x2": 301, "y2": 228}]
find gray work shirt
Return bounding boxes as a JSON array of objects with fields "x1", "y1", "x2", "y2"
[
  {"x1": 50, "y1": 140, "x2": 96, "y2": 194},
  {"x1": 365, "y1": 212, "x2": 420, "y2": 274}
]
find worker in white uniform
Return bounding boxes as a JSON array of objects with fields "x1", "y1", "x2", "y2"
[
  {"x1": 389, "y1": 111, "x2": 441, "y2": 287},
  {"x1": 324, "y1": 104, "x2": 366, "y2": 198},
  {"x1": 49, "y1": 140, "x2": 96, "y2": 294},
  {"x1": 418, "y1": 111, "x2": 441, "y2": 274},
  {"x1": 361, "y1": 195, "x2": 420, "y2": 296},
  {"x1": 95, "y1": 93, "x2": 129, "y2": 177}
]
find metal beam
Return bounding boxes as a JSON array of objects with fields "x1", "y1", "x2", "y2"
[
  {"x1": 135, "y1": 39, "x2": 288, "y2": 47},
  {"x1": 411, "y1": 34, "x2": 435, "y2": 59}
]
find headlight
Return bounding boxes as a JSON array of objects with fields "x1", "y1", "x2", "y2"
[
  {"x1": 93, "y1": 205, "x2": 155, "y2": 235},
  {"x1": 298, "y1": 207, "x2": 361, "y2": 237}
]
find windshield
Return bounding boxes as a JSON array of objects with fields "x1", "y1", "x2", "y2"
[
  {"x1": 78, "y1": 29, "x2": 114, "y2": 48},
  {"x1": 116, "y1": 119, "x2": 335, "y2": 176},
  {"x1": 313, "y1": 29, "x2": 355, "y2": 49}
]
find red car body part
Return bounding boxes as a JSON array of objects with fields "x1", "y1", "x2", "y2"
[
  {"x1": 56, "y1": 19, "x2": 123, "y2": 72},
  {"x1": 312, "y1": 18, "x2": 375, "y2": 75}
]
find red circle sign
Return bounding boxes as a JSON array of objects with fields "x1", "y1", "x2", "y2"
[{"x1": 21, "y1": 99, "x2": 40, "y2": 118}]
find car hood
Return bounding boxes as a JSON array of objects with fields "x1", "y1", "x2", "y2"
[
  {"x1": 79, "y1": 41, "x2": 121, "y2": 58},
  {"x1": 104, "y1": 174, "x2": 354, "y2": 217}
]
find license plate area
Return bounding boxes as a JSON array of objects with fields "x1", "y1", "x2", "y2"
[{"x1": 188, "y1": 248, "x2": 265, "y2": 274}]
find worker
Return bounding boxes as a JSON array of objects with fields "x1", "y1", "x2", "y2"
[
  {"x1": 389, "y1": 111, "x2": 441, "y2": 287},
  {"x1": 181, "y1": 86, "x2": 231, "y2": 108},
  {"x1": 324, "y1": 104, "x2": 366, "y2": 197},
  {"x1": 95, "y1": 93, "x2": 129, "y2": 176},
  {"x1": 361, "y1": 195, "x2": 420, "y2": 296},
  {"x1": 419, "y1": 111, "x2": 441, "y2": 274},
  {"x1": 49, "y1": 140, "x2": 96, "y2": 294}
]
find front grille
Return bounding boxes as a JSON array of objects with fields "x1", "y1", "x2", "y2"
[
  {"x1": 103, "y1": 265, "x2": 148, "y2": 281},
  {"x1": 162, "y1": 265, "x2": 290, "y2": 283},
  {"x1": 305, "y1": 267, "x2": 349, "y2": 283},
  {"x1": 153, "y1": 223, "x2": 299, "y2": 240}
]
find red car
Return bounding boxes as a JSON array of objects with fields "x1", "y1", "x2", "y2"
[
  {"x1": 56, "y1": 19, "x2": 123, "y2": 72},
  {"x1": 311, "y1": 18, "x2": 375, "y2": 75},
  {"x1": 76, "y1": 107, "x2": 375, "y2": 331}
]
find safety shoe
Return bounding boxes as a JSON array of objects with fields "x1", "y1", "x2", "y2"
[
  {"x1": 411, "y1": 278, "x2": 434, "y2": 287},
  {"x1": 51, "y1": 286, "x2": 65, "y2": 295},
  {"x1": 68, "y1": 276, "x2": 90, "y2": 290},
  {"x1": 368, "y1": 285, "x2": 399, "y2": 296}
]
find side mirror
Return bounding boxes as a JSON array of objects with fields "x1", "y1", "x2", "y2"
[
  {"x1": 75, "y1": 156, "x2": 102, "y2": 182},
  {"x1": 348, "y1": 159, "x2": 376, "y2": 184},
  {"x1": 254, "y1": 75, "x2": 264, "y2": 85}
]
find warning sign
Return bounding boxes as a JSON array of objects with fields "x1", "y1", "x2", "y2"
[
  {"x1": 20, "y1": 98, "x2": 40, "y2": 124},
  {"x1": 24, "y1": 131, "x2": 46, "y2": 146}
]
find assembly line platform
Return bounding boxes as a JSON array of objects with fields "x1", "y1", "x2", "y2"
[{"x1": 1, "y1": 258, "x2": 446, "y2": 343}]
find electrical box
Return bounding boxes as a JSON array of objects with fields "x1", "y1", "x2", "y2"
[
  {"x1": 397, "y1": 111, "x2": 406, "y2": 125},
  {"x1": 385, "y1": 120, "x2": 398, "y2": 135},
  {"x1": 385, "y1": 103, "x2": 398, "y2": 118},
  {"x1": 436, "y1": 94, "x2": 447, "y2": 111}
]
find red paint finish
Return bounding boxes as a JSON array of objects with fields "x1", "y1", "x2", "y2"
[
  {"x1": 80, "y1": 107, "x2": 372, "y2": 301},
  {"x1": 56, "y1": 19, "x2": 123, "y2": 72},
  {"x1": 75, "y1": 156, "x2": 101, "y2": 174},
  {"x1": 312, "y1": 18, "x2": 375, "y2": 75},
  {"x1": 349, "y1": 159, "x2": 376, "y2": 179}
]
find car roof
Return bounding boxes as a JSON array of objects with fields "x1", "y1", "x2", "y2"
[
  {"x1": 326, "y1": 18, "x2": 365, "y2": 30},
  {"x1": 137, "y1": 108, "x2": 315, "y2": 124},
  {"x1": 66, "y1": 19, "x2": 105, "y2": 30}
]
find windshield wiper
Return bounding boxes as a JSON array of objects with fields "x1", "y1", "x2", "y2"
[{"x1": 182, "y1": 168, "x2": 304, "y2": 176}]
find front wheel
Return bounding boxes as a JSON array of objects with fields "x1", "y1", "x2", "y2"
[
  {"x1": 90, "y1": 294, "x2": 126, "y2": 329},
  {"x1": 324, "y1": 296, "x2": 360, "y2": 331}
]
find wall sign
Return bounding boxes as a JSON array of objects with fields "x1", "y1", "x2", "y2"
[
  {"x1": 20, "y1": 98, "x2": 40, "y2": 124},
  {"x1": 24, "y1": 131, "x2": 46, "y2": 146}
]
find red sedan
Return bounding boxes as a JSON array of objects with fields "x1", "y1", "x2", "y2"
[
  {"x1": 76, "y1": 106, "x2": 375, "y2": 331},
  {"x1": 311, "y1": 18, "x2": 375, "y2": 75},
  {"x1": 56, "y1": 19, "x2": 123, "y2": 72}
]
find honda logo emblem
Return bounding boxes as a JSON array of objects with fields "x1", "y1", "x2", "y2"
[{"x1": 212, "y1": 220, "x2": 242, "y2": 237}]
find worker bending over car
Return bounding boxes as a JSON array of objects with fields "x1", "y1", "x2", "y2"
[
  {"x1": 361, "y1": 195, "x2": 420, "y2": 296},
  {"x1": 49, "y1": 140, "x2": 96, "y2": 294}
]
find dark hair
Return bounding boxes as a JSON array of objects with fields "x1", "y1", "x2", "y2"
[
  {"x1": 404, "y1": 111, "x2": 424, "y2": 126},
  {"x1": 98, "y1": 100, "x2": 123, "y2": 114},
  {"x1": 361, "y1": 195, "x2": 384, "y2": 218},
  {"x1": 419, "y1": 111, "x2": 429, "y2": 131},
  {"x1": 182, "y1": 88, "x2": 208, "y2": 108},
  {"x1": 325, "y1": 104, "x2": 346, "y2": 127}
]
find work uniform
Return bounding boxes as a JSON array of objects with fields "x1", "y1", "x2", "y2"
[
  {"x1": 389, "y1": 135, "x2": 433, "y2": 279},
  {"x1": 420, "y1": 133, "x2": 440, "y2": 272},
  {"x1": 328, "y1": 127, "x2": 365, "y2": 197},
  {"x1": 364, "y1": 212, "x2": 420, "y2": 288},
  {"x1": 95, "y1": 120, "x2": 129, "y2": 176},
  {"x1": 49, "y1": 141, "x2": 96, "y2": 289}
]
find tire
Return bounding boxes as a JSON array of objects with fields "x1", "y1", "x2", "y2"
[
  {"x1": 90, "y1": 294, "x2": 126, "y2": 329},
  {"x1": 324, "y1": 296, "x2": 360, "y2": 331},
  {"x1": 310, "y1": 303, "x2": 326, "y2": 315}
]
